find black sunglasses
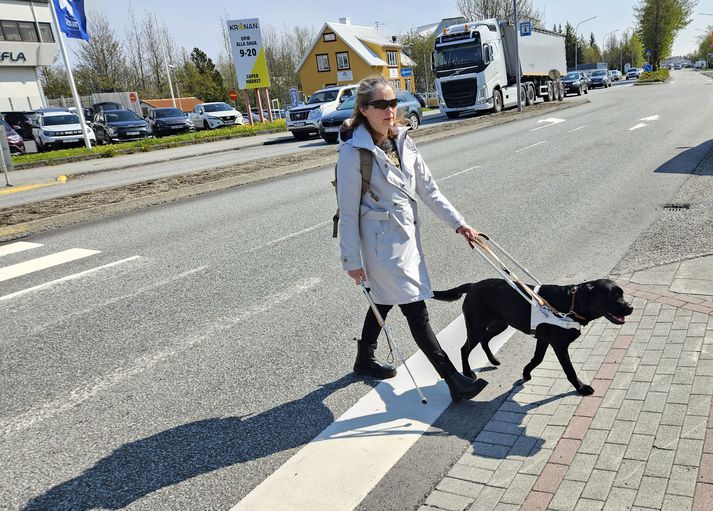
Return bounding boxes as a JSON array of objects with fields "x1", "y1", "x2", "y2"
[{"x1": 367, "y1": 98, "x2": 398, "y2": 109}]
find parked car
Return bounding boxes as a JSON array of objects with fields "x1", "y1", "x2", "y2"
[
  {"x1": 190, "y1": 102, "x2": 243, "y2": 130},
  {"x1": 319, "y1": 91, "x2": 422, "y2": 144},
  {"x1": 608, "y1": 70, "x2": 623, "y2": 81},
  {"x1": 1, "y1": 119, "x2": 25, "y2": 154},
  {"x1": 1, "y1": 111, "x2": 35, "y2": 139},
  {"x1": 84, "y1": 102, "x2": 124, "y2": 124},
  {"x1": 286, "y1": 85, "x2": 357, "y2": 140},
  {"x1": 562, "y1": 71, "x2": 589, "y2": 96},
  {"x1": 589, "y1": 69, "x2": 612, "y2": 88},
  {"x1": 413, "y1": 92, "x2": 427, "y2": 108},
  {"x1": 31, "y1": 111, "x2": 96, "y2": 151},
  {"x1": 626, "y1": 67, "x2": 642, "y2": 79},
  {"x1": 146, "y1": 107, "x2": 195, "y2": 137},
  {"x1": 93, "y1": 109, "x2": 150, "y2": 144}
]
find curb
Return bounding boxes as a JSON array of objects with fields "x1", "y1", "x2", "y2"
[{"x1": 0, "y1": 99, "x2": 588, "y2": 243}]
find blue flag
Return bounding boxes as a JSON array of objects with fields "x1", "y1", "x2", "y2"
[{"x1": 53, "y1": 0, "x2": 90, "y2": 41}]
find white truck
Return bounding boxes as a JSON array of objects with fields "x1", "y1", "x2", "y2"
[{"x1": 432, "y1": 19, "x2": 567, "y2": 118}]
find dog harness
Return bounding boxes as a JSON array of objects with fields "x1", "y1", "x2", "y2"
[{"x1": 530, "y1": 285, "x2": 581, "y2": 334}]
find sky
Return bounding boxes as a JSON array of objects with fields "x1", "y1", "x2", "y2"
[{"x1": 68, "y1": 0, "x2": 713, "y2": 62}]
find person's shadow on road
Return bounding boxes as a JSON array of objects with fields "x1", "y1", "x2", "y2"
[{"x1": 21, "y1": 375, "x2": 572, "y2": 510}]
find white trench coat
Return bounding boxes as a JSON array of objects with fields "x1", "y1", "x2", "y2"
[{"x1": 337, "y1": 124, "x2": 466, "y2": 304}]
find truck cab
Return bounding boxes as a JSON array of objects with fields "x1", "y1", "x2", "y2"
[{"x1": 433, "y1": 19, "x2": 565, "y2": 118}]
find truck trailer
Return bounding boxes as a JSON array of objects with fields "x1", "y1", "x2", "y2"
[{"x1": 432, "y1": 19, "x2": 567, "y2": 118}]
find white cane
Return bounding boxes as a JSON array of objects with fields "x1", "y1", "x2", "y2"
[{"x1": 359, "y1": 281, "x2": 428, "y2": 405}]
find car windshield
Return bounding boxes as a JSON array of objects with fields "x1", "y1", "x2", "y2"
[
  {"x1": 592, "y1": 70, "x2": 606, "y2": 76},
  {"x1": 565, "y1": 72, "x2": 579, "y2": 79},
  {"x1": 203, "y1": 103, "x2": 232, "y2": 112},
  {"x1": 42, "y1": 114, "x2": 80, "y2": 126},
  {"x1": 155, "y1": 108, "x2": 184, "y2": 118},
  {"x1": 337, "y1": 96, "x2": 356, "y2": 111},
  {"x1": 307, "y1": 90, "x2": 339, "y2": 104},
  {"x1": 105, "y1": 111, "x2": 141, "y2": 122}
]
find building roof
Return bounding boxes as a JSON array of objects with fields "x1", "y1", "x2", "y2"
[
  {"x1": 298, "y1": 21, "x2": 408, "y2": 71},
  {"x1": 141, "y1": 97, "x2": 202, "y2": 113}
]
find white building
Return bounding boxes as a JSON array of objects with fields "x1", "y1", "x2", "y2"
[{"x1": 1, "y1": 0, "x2": 59, "y2": 112}]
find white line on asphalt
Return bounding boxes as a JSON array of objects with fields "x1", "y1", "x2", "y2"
[
  {"x1": 441, "y1": 165, "x2": 481, "y2": 181},
  {"x1": 640, "y1": 115, "x2": 659, "y2": 121},
  {"x1": 0, "y1": 277, "x2": 321, "y2": 437},
  {"x1": 628, "y1": 123, "x2": 648, "y2": 131},
  {"x1": 265, "y1": 220, "x2": 332, "y2": 247},
  {"x1": 530, "y1": 117, "x2": 566, "y2": 131},
  {"x1": 0, "y1": 248, "x2": 100, "y2": 283},
  {"x1": 568, "y1": 126, "x2": 588, "y2": 133},
  {"x1": 516, "y1": 141, "x2": 547, "y2": 153},
  {"x1": 0, "y1": 255, "x2": 142, "y2": 302},
  {"x1": 231, "y1": 318, "x2": 516, "y2": 511},
  {"x1": 0, "y1": 241, "x2": 43, "y2": 258}
]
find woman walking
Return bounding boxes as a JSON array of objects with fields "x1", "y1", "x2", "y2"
[{"x1": 337, "y1": 76, "x2": 483, "y2": 402}]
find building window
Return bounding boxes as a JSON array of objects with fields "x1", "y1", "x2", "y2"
[
  {"x1": 336, "y1": 52, "x2": 350, "y2": 70},
  {"x1": 1, "y1": 21, "x2": 22, "y2": 41},
  {"x1": 316, "y1": 53, "x2": 330, "y2": 72},
  {"x1": 38, "y1": 22, "x2": 54, "y2": 43},
  {"x1": 323, "y1": 33, "x2": 336, "y2": 42},
  {"x1": 386, "y1": 50, "x2": 398, "y2": 67},
  {"x1": 18, "y1": 21, "x2": 39, "y2": 42}
]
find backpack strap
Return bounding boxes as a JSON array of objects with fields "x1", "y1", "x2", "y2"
[{"x1": 332, "y1": 148, "x2": 375, "y2": 238}]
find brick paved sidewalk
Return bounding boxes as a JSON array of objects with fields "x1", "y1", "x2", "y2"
[{"x1": 419, "y1": 255, "x2": 713, "y2": 511}]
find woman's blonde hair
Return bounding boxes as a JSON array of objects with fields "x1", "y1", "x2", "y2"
[{"x1": 347, "y1": 75, "x2": 405, "y2": 139}]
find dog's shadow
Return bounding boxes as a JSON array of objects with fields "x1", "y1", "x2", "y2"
[{"x1": 21, "y1": 375, "x2": 572, "y2": 510}]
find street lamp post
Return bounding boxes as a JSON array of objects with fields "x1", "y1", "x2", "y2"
[{"x1": 575, "y1": 16, "x2": 598, "y2": 71}]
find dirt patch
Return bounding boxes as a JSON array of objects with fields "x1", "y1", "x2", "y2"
[{"x1": 0, "y1": 100, "x2": 585, "y2": 238}]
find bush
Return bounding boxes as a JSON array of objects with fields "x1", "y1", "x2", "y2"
[{"x1": 639, "y1": 68, "x2": 670, "y2": 82}]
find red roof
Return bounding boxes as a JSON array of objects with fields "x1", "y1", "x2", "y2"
[{"x1": 141, "y1": 97, "x2": 203, "y2": 113}]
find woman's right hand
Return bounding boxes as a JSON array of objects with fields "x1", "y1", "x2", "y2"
[{"x1": 347, "y1": 268, "x2": 366, "y2": 285}]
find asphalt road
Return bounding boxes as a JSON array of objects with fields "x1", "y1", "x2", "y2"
[{"x1": 1, "y1": 70, "x2": 711, "y2": 510}]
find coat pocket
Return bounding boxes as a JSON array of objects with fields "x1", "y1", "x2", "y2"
[{"x1": 361, "y1": 210, "x2": 392, "y2": 260}]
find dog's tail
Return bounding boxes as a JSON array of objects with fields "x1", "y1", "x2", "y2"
[{"x1": 432, "y1": 283, "x2": 473, "y2": 302}]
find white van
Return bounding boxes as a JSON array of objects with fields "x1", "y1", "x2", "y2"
[{"x1": 285, "y1": 85, "x2": 356, "y2": 140}]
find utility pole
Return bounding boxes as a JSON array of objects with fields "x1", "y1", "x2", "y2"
[
  {"x1": 575, "y1": 16, "x2": 598, "y2": 71},
  {"x1": 513, "y1": 0, "x2": 522, "y2": 112}
]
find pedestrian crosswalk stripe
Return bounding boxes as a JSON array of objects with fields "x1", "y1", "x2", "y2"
[
  {"x1": 0, "y1": 248, "x2": 100, "y2": 283},
  {"x1": 0, "y1": 241, "x2": 43, "y2": 258}
]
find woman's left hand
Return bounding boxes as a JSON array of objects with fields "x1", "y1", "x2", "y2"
[{"x1": 456, "y1": 224, "x2": 481, "y2": 247}]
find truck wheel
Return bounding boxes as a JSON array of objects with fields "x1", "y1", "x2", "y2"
[
  {"x1": 520, "y1": 86, "x2": 527, "y2": 108},
  {"x1": 544, "y1": 83, "x2": 552, "y2": 102},
  {"x1": 445, "y1": 111, "x2": 460, "y2": 119},
  {"x1": 525, "y1": 84, "x2": 535, "y2": 106},
  {"x1": 557, "y1": 82, "x2": 564, "y2": 101},
  {"x1": 492, "y1": 89, "x2": 503, "y2": 113}
]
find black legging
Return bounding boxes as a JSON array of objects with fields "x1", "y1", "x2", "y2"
[{"x1": 360, "y1": 300, "x2": 456, "y2": 378}]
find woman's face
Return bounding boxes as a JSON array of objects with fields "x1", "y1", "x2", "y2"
[{"x1": 359, "y1": 85, "x2": 397, "y2": 137}]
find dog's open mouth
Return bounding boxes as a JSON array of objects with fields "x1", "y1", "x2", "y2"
[{"x1": 604, "y1": 312, "x2": 627, "y2": 325}]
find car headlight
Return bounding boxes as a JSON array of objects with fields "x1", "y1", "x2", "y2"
[
  {"x1": 107, "y1": 126, "x2": 117, "y2": 134},
  {"x1": 42, "y1": 130, "x2": 56, "y2": 136},
  {"x1": 308, "y1": 108, "x2": 321, "y2": 120}
]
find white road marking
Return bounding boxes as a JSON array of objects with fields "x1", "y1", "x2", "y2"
[
  {"x1": 530, "y1": 118, "x2": 566, "y2": 131},
  {"x1": 640, "y1": 115, "x2": 659, "y2": 121},
  {"x1": 265, "y1": 220, "x2": 332, "y2": 247},
  {"x1": 568, "y1": 125, "x2": 588, "y2": 133},
  {"x1": 0, "y1": 248, "x2": 100, "y2": 283},
  {"x1": 231, "y1": 318, "x2": 516, "y2": 511},
  {"x1": 628, "y1": 123, "x2": 648, "y2": 131},
  {"x1": 516, "y1": 140, "x2": 547, "y2": 153},
  {"x1": 441, "y1": 165, "x2": 481, "y2": 181},
  {"x1": 0, "y1": 277, "x2": 321, "y2": 437},
  {"x1": 0, "y1": 242, "x2": 42, "y2": 258},
  {"x1": 0, "y1": 255, "x2": 142, "y2": 302}
]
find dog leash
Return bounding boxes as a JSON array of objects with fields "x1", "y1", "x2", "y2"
[{"x1": 468, "y1": 233, "x2": 579, "y2": 328}]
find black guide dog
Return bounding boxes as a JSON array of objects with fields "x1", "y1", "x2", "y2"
[{"x1": 433, "y1": 279, "x2": 634, "y2": 396}]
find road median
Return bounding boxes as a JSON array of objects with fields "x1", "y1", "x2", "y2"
[{"x1": 0, "y1": 99, "x2": 587, "y2": 242}]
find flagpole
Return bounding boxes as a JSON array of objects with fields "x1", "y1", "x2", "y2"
[{"x1": 49, "y1": 0, "x2": 92, "y2": 150}]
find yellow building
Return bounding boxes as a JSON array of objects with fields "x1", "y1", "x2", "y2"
[{"x1": 297, "y1": 18, "x2": 416, "y2": 96}]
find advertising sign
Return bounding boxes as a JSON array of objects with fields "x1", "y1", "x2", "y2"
[
  {"x1": 337, "y1": 70, "x2": 353, "y2": 82},
  {"x1": 53, "y1": 0, "x2": 90, "y2": 41},
  {"x1": 227, "y1": 18, "x2": 271, "y2": 89},
  {"x1": 400, "y1": 67, "x2": 413, "y2": 77}
]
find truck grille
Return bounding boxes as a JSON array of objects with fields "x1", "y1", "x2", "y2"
[
  {"x1": 290, "y1": 111, "x2": 309, "y2": 121},
  {"x1": 441, "y1": 78, "x2": 477, "y2": 108}
]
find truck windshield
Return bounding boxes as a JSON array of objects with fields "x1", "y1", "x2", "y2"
[{"x1": 434, "y1": 40, "x2": 483, "y2": 71}]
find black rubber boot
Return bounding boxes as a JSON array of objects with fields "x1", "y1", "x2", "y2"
[
  {"x1": 437, "y1": 357, "x2": 483, "y2": 402},
  {"x1": 353, "y1": 339, "x2": 397, "y2": 379}
]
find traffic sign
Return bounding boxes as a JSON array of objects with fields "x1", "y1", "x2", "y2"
[
  {"x1": 624, "y1": 63, "x2": 631, "y2": 71},
  {"x1": 643, "y1": 63, "x2": 652, "y2": 72},
  {"x1": 228, "y1": 89, "x2": 238, "y2": 101},
  {"x1": 645, "y1": 49, "x2": 652, "y2": 56},
  {"x1": 520, "y1": 21, "x2": 532, "y2": 37},
  {"x1": 289, "y1": 87, "x2": 299, "y2": 107}
]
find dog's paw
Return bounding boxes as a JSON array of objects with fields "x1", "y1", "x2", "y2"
[
  {"x1": 577, "y1": 384, "x2": 595, "y2": 396},
  {"x1": 489, "y1": 356, "x2": 501, "y2": 366},
  {"x1": 522, "y1": 371, "x2": 532, "y2": 382}
]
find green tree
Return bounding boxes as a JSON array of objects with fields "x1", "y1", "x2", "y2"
[
  {"x1": 635, "y1": 0, "x2": 697, "y2": 69},
  {"x1": 38, "y1": 64, "x2": 72, "y2": 99},
  {"x1": 186, "y1": 48, "x2": 226, "y2": 102},
  {"x1": 74, "y1": 9, "x2": 127, "y2": 91},
  {"x1": 399, "y1": 31, "x2": 437, "y2": 94}
]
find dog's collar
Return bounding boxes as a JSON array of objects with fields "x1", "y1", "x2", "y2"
[{"x1": 567, "y1": 286, "x2": 589, "y2": 324}]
